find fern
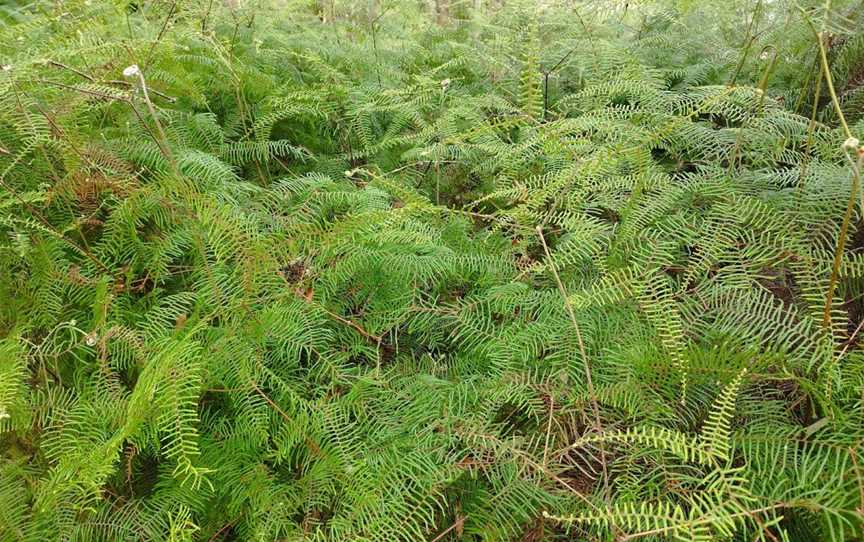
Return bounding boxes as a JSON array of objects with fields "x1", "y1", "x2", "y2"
[{"x1": 1, "y1": 0, "x2": 863, "y2": 540}]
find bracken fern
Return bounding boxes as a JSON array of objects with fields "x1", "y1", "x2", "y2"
[{"x1": 1, "y1": 0, "x2": 864, "y2": 540}]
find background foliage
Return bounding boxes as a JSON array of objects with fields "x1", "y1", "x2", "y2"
[{"x1": 1, "y1": 0, "x2": 864, "y2": 540}]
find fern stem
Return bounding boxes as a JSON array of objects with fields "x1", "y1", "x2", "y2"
[
  {"x1": 542, "y1": 42, "x2": 582, "y2": 120},
  {"x1": 815, "y1": 31, "x2": 852, "y2": 139},
  {"x1": 798, "y1": 58, "x2": 823, "y2": 192},
  {"x1": 797, "y1": 3, "x2": 853, "y2": 140},
  {"x1": 144, "y1": 1, "x2": 178, "y2": 69},
  {"x1": 536, "y1": 225, "x2": 609, "y2": 500},
  {"x1": 728, "y1": 46, "x2": 777, "y2": 174},
  {"x1": 132, "y1": 70, "x2": 177, "y2": 170},
  {"x1": 823, "y1": 154, "x2": 863, "y2": 330},
  {"x1": 794, "y1": 2, "x2": 862, "y2": 331},
  {"x1": 46, "y1": 60, "x2": 94, "y2": 82},
  {"x1": 369, "y1": 8, "x2": 390, "y2": 89},
  {"x1": 619, "y1": 503, "x2": 785, "y2": 541},
  {"x1": 849, "y1": 446, "x2": 864, "y2": 516},
  {"x1": 201, "y1": 0, "x2": 215, "y2": 33},
  {"x1": 792, "y1": 53, "x2": 819, "y2": 115},
  {"x1": 838, "y1": 317, "x2": 864, "y2": 358},
  {"x1": 5, "y1": 82, "x2": 113, "y2": 274},
  {"x1": 542, "y1": 393, "x2": 553, "y2": 467},
  {"x1": 755, "y1": 46, "x2": 778, "y2": 112},
  {"x1": 428, "y1": 516, "x2": 466, "y2": 542},
  {"x1": 727, "y1": 0, "x2": 763, "y2": 87}
]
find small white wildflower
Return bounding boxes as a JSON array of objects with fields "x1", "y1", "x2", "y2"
[
  {"x1": 1, "y1": 64, "x2": 10, "y2": 72},
  {"x1": 123, "y1": 64, "x2": 141, "y2": 78},
  {"x1": 440, "y1": 78, "x2": 451, "y2": 90},
  {"x1": 85, "y1": 333, "x2": 98, "y2": 347},
  {"x1": 344, "y1": 169, "x2": 353, "y2": 177},
  {"x1": 843, "y1": 137, "x2": 860, "y2": 151},
  {"x1": 69, "y1": 319, "x2": 77, "y2": 326}
]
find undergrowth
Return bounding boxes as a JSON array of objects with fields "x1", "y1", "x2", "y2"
[{"x1": 1, "y1": 0, "x2": 864, "y2": 540}]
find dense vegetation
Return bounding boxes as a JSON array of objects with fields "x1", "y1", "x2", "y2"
[{"x1": 1, "y1": 0, "x2": 864, "y2": 540}]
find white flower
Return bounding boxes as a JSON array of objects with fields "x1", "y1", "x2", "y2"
[
  {"x1": 440, "y1": 78, "x2": 451, "y2": 90},
  {"x1": 123, "y1": 64, "x2": 141, "y2": 78},
  {"x1": 1, "y1": 65, "x2": 10, "y2": 72},
  {"x1": 843, "y1": 137, "x2": 860, "y2": 151},
  {"x1": 85, "y1": 333, "x2": 98, "y2": 347},
  {"x1": 344, "y1": 170, "x2": 353, "y2": 177}
]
